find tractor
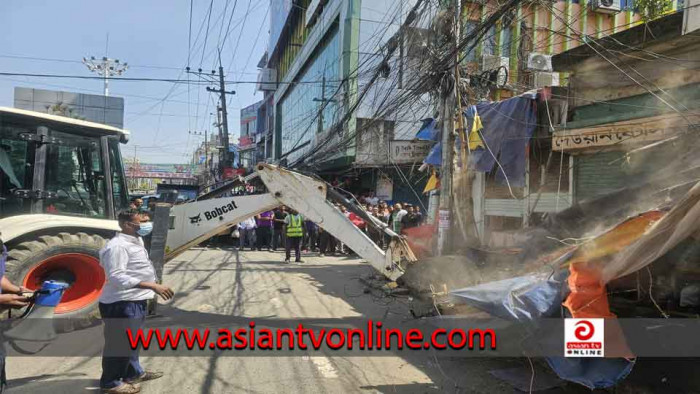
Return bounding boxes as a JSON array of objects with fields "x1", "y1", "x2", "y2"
[{"x1": 0, "y1": 107, "x2": 127, "y2": 330}]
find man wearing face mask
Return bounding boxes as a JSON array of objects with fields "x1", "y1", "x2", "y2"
[
  {"x1": 98, "y1": 210, "x2": 174, "y2": 393},
  {"x1": 140, "y1": 219, "x2": 154, "y2": 253}
]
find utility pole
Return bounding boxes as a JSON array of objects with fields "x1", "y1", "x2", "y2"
[
  {"x1": 437, "y1": 93, "x2": 455, "y2": 255},
  {"x1": 82, "y1": 56, "x2": 128, "y2": 96},
  {"x1": 436, "y1": 1, "x2": 460, "y2": 256},
  {"x1": 131, "y1": 145, "x2": 139, "y2": 191},
  {"x1": 206, "y1": 53, "x2": 236, "y2": 169},
  {"x1": 189, "y1": 130, "x2": 208, "y2": 176},
  {"x1": 204, "y1": 130, "x2": 208, "y2": 171},
  {"x1": 313, "y1": 75, "x2": 335, "y2": 135}
]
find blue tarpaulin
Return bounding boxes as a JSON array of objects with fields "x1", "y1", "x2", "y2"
[
  {"x1": 415, "y1": 118, "x2": 439, "y2": 141},
  {"x1": 450, "y1": 247, "x2": 635, "y2": 389},
  {"x1": 424, "y1": 142, "x2": 442, "y2": 166},
  {"x1": 450, "y1": 269, "x2": 570, "y2": 322},
  {"x1": 464, "y1": 96, "x2": 536, "y2": 187},
  {"x1": 545, "y1": 357, "x2": 635, "y2": 390}
]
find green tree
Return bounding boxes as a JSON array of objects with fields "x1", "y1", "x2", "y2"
[{"x1": 635, "y1": 0, "x2": 675, "y2": 21}]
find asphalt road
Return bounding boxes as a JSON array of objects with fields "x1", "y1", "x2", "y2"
[
  {"x1": 5, "y1": 247, "x2": 693, "y2": 393},
  {"x1": 4, "y1": 247, "x2": 517, "y2": 393}
]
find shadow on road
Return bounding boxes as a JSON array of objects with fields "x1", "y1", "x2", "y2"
[{"x1": 7, "y1": 373, "x2": 97, "y2": 393}]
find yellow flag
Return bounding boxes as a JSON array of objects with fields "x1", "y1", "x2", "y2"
[
  {"x1": 423, "y1": 169, "x2": 440, "y2": 194},
  {"x1": 468, "y1": 112, "x2": 485, "y2": 150}
]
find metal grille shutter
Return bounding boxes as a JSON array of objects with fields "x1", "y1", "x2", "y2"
[{"x1": 575, "y1": 151, "x2": 658, "y2": 202}]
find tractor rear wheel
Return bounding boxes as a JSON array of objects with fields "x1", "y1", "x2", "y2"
[{"x1": 5, "y1": 232, "x2": 107, "y2": 332}]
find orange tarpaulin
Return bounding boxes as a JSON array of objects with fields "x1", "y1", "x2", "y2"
[
  {"x1": 563, "y1": 210, "x2": 664, "y2": 318},
  {"x1": 561, "y1": 211, "x2": 664, "y2": 359}
]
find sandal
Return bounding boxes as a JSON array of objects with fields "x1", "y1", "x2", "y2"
[
  {"x1": 102, "y1": 383, "x2": 140, "y2": 393},
  {"x1": 125, "y1": 371, "x2": 164, "y2": 384}
]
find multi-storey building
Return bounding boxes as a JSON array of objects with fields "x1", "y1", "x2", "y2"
[
  {"x1": 239, "y1": 100, "x2": 263, "y2": 170},
  {"x1": 250, "y1": 0, "x2": 668, "y2": 205}
]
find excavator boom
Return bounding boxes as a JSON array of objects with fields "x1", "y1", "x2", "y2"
[{"x1": 165, "y1": 164, "x2": 416, "y2": 281}]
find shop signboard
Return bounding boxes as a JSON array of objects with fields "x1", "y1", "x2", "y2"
[{"x1": 389, "y1": 140, "x2": 434, "y2": 164}]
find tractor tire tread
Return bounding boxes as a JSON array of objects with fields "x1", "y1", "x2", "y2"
[{"x1": 5, "y1": 233, "x2": 107, "y2": 333}]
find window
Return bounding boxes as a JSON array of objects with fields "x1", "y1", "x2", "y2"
[
  {"x1": 0, "y1": 126, "x2": 34, "y2": 217},
  {"x1": 109, "y1": 139, "x2": 129, "y2": 213},
  {"x1": 278, "y1": 24, "x2": 341, "y2": 163},
  {"x1": 463, "y1": 21, "x2": 478, "y2": 62},
  {"x1": 482, "y1": 25, "x2": 497, "y2": 56},
  {"x1": 44, "y1": 130, "x2": 107, "y2": 218},
  {"x1": 501, "y1": 25, "x2": 513, "y2": 58}
]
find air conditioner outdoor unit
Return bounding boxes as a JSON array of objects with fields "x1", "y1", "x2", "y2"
[
  {"x1": 526, "y1": 52, "x2": 553, "y2": 72},
  {"x1": 533, "y1": 72, "x2": 560, "y2": 88},
  {"x1": 481, "y1": 55, "x2": 509, "y2": 86},
  {"x1": 591, "y1": 0, "x2": 621, "y2": 14},
  {"x1": 256, "y1": 68, "x2": 277, "y2": 91}
]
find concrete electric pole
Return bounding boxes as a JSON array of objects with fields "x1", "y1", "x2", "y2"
[
  {"x1": 189, "y1": 130, "x2": 208, "y2": 172},
  {"x1": 436, "y1": 1, "x2": 461, "y2": 256},
  {"x1": 82, "y1": 56, "x2": 128, "y2": 96},
  {"x1": 203, "y1": 51, "x2": 236, "y2": 168}
]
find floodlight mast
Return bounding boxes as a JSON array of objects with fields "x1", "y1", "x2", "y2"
[{"x1": 82, "y1": 56, "x2": 128, "y2": 96}]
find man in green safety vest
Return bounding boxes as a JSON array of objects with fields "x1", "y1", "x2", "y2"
[{"x1": 283, "y1": 209, "x2": 305, "y2": 263}]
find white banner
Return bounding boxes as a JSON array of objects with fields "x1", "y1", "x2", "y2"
[{"x1": 376, "y1": 176, "x2": 393, "y2": 201}]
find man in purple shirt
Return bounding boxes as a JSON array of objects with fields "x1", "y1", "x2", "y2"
[{"x1": 255, "y1": 211, "x2": 273, "y2": 251}]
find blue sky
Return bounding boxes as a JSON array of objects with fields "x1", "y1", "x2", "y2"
[{"x1": 0, "y1": 0, "x2": 269, "y2": 164}]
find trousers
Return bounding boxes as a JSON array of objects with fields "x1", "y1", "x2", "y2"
[
  {"x1": 239, "y1": 228, "x2": 256, "y2": 249},
  {"x1": 319, "y1": 231, "x2": 337, "y2": 255},
  {"x1": 272, "y1": 227, "x2": 286, "y2": 251},
  {"x1": 285, "y1": 236, "x2": 302, "y2": 261},
  {"x1": 256, "y1": 226, "x2": 271, "y2": 250},
  {"x1": 99, "y1": 300, "x2": 147, "y2": 389}
]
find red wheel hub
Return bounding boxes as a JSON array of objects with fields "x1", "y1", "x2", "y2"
[{"x1": 23, "y1": 253, "x2": 105, "y2": 314}]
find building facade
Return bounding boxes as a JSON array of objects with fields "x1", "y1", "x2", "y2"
[
  {"x1": 472, "y1": 7, "x2": 691, "y2": 246},
  {"x1": 249, "y1": 0, "x2": 675, "y2": 209},
  {"x1": 239, "y1": 101, "x2": 263, "y2": 170},
  {"x1": 14, "y1": 87, "x2": 125, "y2": 128},
  {"x1": 550, "y1": 11, "x2": 699, "y2": 205}
]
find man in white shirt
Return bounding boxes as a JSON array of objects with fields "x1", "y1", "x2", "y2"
[
  {"x1": 99, "y1": 210, "x2": 174, "y2": 394},
  {"x1": 365, "y1": 191, "x2": 379, "y2": 206},
  {"x1": 237, "y1": 217, "x2": 257, "y2": 251},
  {"x1": 390, "y1": 203, "x2": 408, "y2": 234}
]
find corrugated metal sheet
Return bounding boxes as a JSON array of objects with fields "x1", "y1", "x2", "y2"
[
  {"x1": 530, "y1": 192, "x2": 572, "y2": 212},
  {"x1": 575, "y1": 152, "x2": 628, "y2": 201},
  {"x1": 485, "y1": 193, "x2": 572, "y2": 217},
  {"x1": 485, "y1": 198, "x2": 523, "y2": 217},
  {"x1": 574, "y1": 151, "x2": 659, "y2": 201}
]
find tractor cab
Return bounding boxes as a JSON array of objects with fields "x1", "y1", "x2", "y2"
[{"x1": 0, "y1": 107, "x2": 130, "y2": 220}]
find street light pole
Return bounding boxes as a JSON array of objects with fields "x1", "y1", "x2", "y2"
[{"x1": 82, "y1": 56, "x2": 128, "y2": 96}]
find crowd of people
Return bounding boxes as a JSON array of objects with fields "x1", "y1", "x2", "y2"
[
  {"x1": 236, "y1": 196, "x2": 425, "y2": 262},
  {"x1": 130, "y1": 192, "x2": 426, "y2": 259},
  {"x1": 128, "y1": 197, "x2": 158, "y2": 220}
]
